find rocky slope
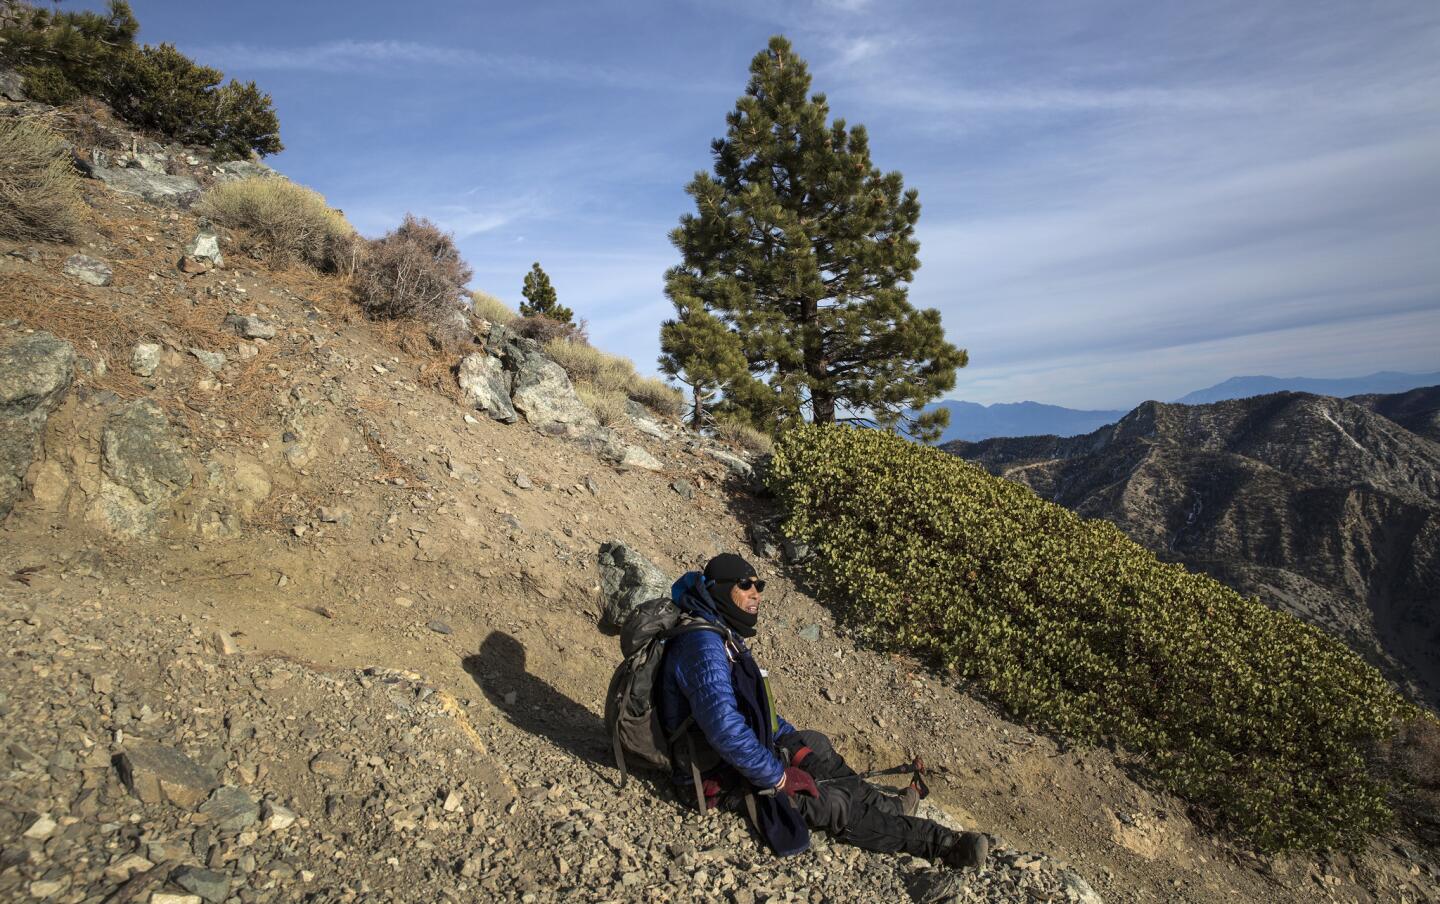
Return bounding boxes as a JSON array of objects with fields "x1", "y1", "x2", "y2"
[
  {"x1": 943, "y1": 392, "x2": 1440, "y2": 710},
  {"x1": 1, "y1": 98, "x2": 1438, "y2": 904}
]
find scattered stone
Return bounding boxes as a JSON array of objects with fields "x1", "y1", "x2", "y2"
[
  {"x1": 172, "y1": 865, "x2": 230, "y2": 903},
  {"x1": 0, "y1": 67, "x2": 25, "y2": 101},
  {"x1": 103, "y1": 853, "x2": 155, "y2": 883},
  {"x1": 750, "y1": 523, "x2": 780, "y2": 559},
  {"x1": 797, "y1": 624, "x2": 822, "y2": 643},
  {"x1": 185, "y1": 229, "x2": 224, "y2": 268},
  {"x1": 189, "y1": 348, "x2": 226, "y2": 372},
  {"x1": 261, "y1": 800, "x2": 297, "y2": 832},
  {"x1": 584, "y1": 476, "x2": 599, "y2": 495},
  {"x1": 22, "y1": 812, "x2": 57, "y2": 839},
  {"x1": 132, "y1": 342, "x2": 163, "y2": 377},
  {"x1": 442, "y1": 790, "x2": 463, "y2": 813},
  {"x1": 428, "y1": 620, "x2": 453, "y2": 635},
  {"x1": 223, "y1": 314, "x2": 276, "y2": 340},
  {"x1": 783, "y1": 537, "x2": 812, "y2": 563},
  {"x1": 514, "y1": 471, "x2": 533, "y2": 490},
  {"x1": 393, "y1": 596, "x2": 414, "y2": 608},
  {"x1": 309, "y1": 752, "x2": 350, "y2": 780},
  {"x1": 116, "y1": 740, "x2": 217, "y2": 808},
  {"x1": 596, "y1": 541, "x2": 669, "y2": 633},
  {"x1": 670, "y1": 479, "x2": 695, "y2": 499},
  {"x1": 213, "y1": 631, "x2": 240, "y2": 656},
  {"x1": 317, "y1": 506, "x2": 352, "y2": 526},
  {"x1": 199, "y1": 785, "x2": 259, "y2": 832},
  {"x1": 705, "y1": 447, "x2": 753, "y2": 479},
  {"x1": 28, "y1": 878, "x2": 68, "y2": 898},
  {"x1": 150, "y1": 894, "x2": 203, "y2": 904},
  {"x1": 63, "y1": 253, "x2": 113, "y2": 286},
  {"x1": 88, "y1": 400, "x2": 193, "y2": 538}
]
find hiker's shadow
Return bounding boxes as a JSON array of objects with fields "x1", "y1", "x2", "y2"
[{"x1": 464, "y1": 630, "x2": 682, "y2": 808}]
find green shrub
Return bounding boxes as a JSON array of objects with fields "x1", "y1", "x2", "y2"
[
  {"x1": 767, "y1": 424, "x2": 1410, "y2": 852},
  {"x1": 0, "y1": 116, "x2": 82, "y2": 242},
  {"x1": 471, "y1": 290, "x2": 517, "y2": 325},
  {"x1": 1, "y1": 1, "x2": 281, "y2": 160},
  {"x1": 196, "y1": 177, "x2": 359, "y2": 273},
  {"x1": 354, "y1": 214, "x2": 472, "y2": 324}
]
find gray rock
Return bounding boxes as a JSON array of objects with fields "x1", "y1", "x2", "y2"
[
  {"x1": 186, "y1": 229, "x2": 224, "y2": 267},
  {"x1": 1058, "y1": 870, "x2": 1105, "y2": 904},
  {"x1": 797, "y1": 624, "x2": 821, "y2": 643},
  {"x1": 0, "y1": 67, "x2": 25, "y2": 102},
  {"x1": 83, "y1": 163, "x2": 201, "y2": 207},
  {"x1": 456, "y1": 353, "x2": 517, "y2": 424},
  {"x1": 116, "y1": 741, "x2": 217, "y2": 808},
  {"x1": 309, "y1": 752, "x2": 350, "y2": 780},
  {"x1": 514, "y1": 471, "x2": 533, "y2": 490},
  {"x1": 223, "y1": 314, "x2": 274, "y2": 340},
  {"x1": 505, "y1": 343, "x2": 597, "y2": 434},
  {"x1": 670, "y1": 479, "x2": 695, "y2": 500},
  {"x1": 199, "y1": 785, "x2": 259, "y2": 833},
  {"x1": 0, "y1": 332, "x2": 75, "y2": 518},
  {"x1": 212, "y1": 159, "x2": 278, "y2": 182},
  {"x1": 428, "y1": 620, "x2": 454, "y2": 635},
  {"x1": 131, "y1": 342, "x2": 162, "y2": 377},
  {"x1": 706, "y1": 447, "x2": 754, "y2": 479},
  {"x1": 63, "y1": 253, "x2": 113, "y2": 287},
  {"x1": 618, "y1": 445, "x2": 664, "y2": 472},
  {"x1": 596, "y1": 541, "x2": 670, "y2": 634},
  {"x1": 171, "y1": 866, "x2": 230, "y2": 903},
  {"x1": 783, "y1": 537, "x2": 813, "y2": 564},
  {"x1": 316, "y1": 506, "x2": 352, "y2": 526},
  {"x1": 189, "y1": 348, "x2": 226, "y2": 372},
  {"x1": 749, "y1": 523, "x2": 780, "y2": 560},
  {"x1": 101, "y1": 401, "x2": 192, "y2": 505}
]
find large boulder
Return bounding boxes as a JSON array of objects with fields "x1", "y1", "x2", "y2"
[
  {"x1": 0, "y1": 68, "x2": 26, "y2": 102},
  {"x1": 505, "y1": 341, "x2": 597, "y2": 435},
  {"x1": 457, "y1": 353, "x2": 517, "y2": 423},
  {"x1": 80, "y1": 159, "x2": 202, "y2": 207},
  {"x1": 597, "y1": 541, "x2": 671, "y2": 634},
  {"x1": 0, "y1": 333, "x2": 76, "y2": 518},
  {"x1": 87, "y1": 401, "x2": 192, "y2": 538}
]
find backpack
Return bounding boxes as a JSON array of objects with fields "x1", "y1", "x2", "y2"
[{"x1": 604, "y1": 594, "x2": 727, "y2": 809}]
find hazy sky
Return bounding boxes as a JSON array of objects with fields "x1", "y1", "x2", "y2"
[{"x1": 87, "y1": 1, "x2": 1440, "y2": 408}]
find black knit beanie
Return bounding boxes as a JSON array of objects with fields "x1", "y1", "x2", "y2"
[{"x1": 703, "y1": 553, "x2": 760, "y2": 637}]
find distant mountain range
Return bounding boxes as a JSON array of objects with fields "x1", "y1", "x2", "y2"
[
  {"x1": 942, "y1": 386, "x2": 1440, "y2": 709},
  {"x1": 924, "y1": 369, "x2": 1440, "y2": 443},
  {"x1": 1174, "y1": 370, "x2": 1440, "y2": 405}
]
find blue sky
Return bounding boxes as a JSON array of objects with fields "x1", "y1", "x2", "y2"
[{"x1": 97, "y1": 1, "x2": 1440, "y2": 408}]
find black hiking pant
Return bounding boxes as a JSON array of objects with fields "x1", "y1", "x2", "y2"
[{"x1": 720, "y1": 730, "x2": 958, "y2": 861}]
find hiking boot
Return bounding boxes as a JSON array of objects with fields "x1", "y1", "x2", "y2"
[
  {"x1": 941, "y1": 832, "x2": 989, "y2": 870},
  {"x1": 900, "y1": 784, "x2": 920, "y2": 817}
]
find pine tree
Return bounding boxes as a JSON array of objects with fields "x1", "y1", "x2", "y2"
[
  {"x1": 664, "y1": 35, "x2": 966, "y2": 441},
  {"x1": 520, "y1": 262, "x2": 573, "y2": 324},
  {"x1": 658, "y1": 281, "x2": 749, "y2": 429}
]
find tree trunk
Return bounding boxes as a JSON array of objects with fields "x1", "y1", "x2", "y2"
[
  {"x1": 691, "y1": 384, "x2": 706, "y2": 431},
  {"x1": 801, "y1": 297, "x2": 834, "y2": 423}
]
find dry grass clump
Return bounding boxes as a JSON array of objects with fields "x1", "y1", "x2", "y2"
[
  {"x1": 471, "y1": 290, "x2": 517, "y2": 325},
  {"x1": 577, "y1": 387, "x2": 629, "y2": 427},
  {"x1": 545, "y1": 338, "x2": 686, "y2": 421},
  {"x1": 714, "y1": 417, "x2": 773, "y2": 454},
  {"x1": 195, "y1": 177, "x2": 360, "y2": 274},
  {"x1": 1374, "y1": 713, "x2": 1440, "y2": 847},
  {"x1": 354, "y1": 214, "x2": 472, "y2": 324},
  {"x1": 0, "y1": 116, "x2": 83, "y2": 242},
  {"x1": 544, "y1": 338, "x2": 633, "y2": 394},
  {"x1": 627, "y1": 374, "x2": 685, "y2": 419}
]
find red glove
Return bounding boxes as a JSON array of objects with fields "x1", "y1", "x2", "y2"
[{"x1": 779, "y1": 766, "x2": 819, "y2": 799}]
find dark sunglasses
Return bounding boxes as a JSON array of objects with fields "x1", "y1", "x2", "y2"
[{"x1": 737, "y1": 578, "x2": 766, "y2": 592}]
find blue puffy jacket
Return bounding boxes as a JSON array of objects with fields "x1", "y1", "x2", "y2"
[{"x1": 658, "y1": 573, "x2": 794, "y2": 790}]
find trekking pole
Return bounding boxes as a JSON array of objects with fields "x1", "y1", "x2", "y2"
[{"x1": 817, "y1": 755, "x2": 930, "y2": 798}]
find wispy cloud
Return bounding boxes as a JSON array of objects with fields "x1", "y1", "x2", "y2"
[{"x1": 194, "y1": 39, "x2": 652, "y2": 87}]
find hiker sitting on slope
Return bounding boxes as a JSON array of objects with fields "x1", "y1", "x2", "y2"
[{"x1": 657, "y1": 553, "x2": 990, "y2": 868}]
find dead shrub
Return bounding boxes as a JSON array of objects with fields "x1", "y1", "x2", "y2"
[
  {"x1": 354, "y1": 214, "x2": 472, "y2": 324},
  {"x1": 0, "y1": 116, "x2": 82, "y2": 242},
  {"x1": 195, "y1": 177, "x2": 359, "y2": 273},
  {"x1": 628, "y1": 373, "x2": 686, "y2": 420},
  {"x1": 713, "y1": 416, "x2": 774, "y2": 454},
  {"x1": 1374, "y1": 714, "x2": 1440, "y2": 848},
  {"x1": 512, "y1": 313, "x2": 586, "y2": 344},
  {"x1": 471, "y1": 290, "x2": 517, "y2": 325}
]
